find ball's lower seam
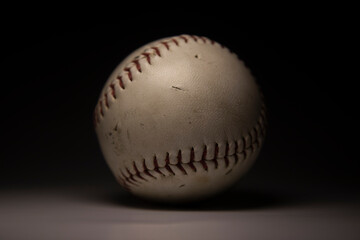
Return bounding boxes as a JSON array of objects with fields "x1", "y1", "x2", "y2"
[{"x1": 116, "y1": 103, "x2": 266, "y2": 191}]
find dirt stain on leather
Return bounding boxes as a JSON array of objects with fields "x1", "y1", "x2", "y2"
[
  {"x1": 111, "y1": 122, "x2": 126, "y2": 156},
  {"x1": 172, "y1": 86, "x2": 186, "y2": 91}
]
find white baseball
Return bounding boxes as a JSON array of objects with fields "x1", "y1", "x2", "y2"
[{"x1": 94, "y1": 35, "x2": 266, "y2": 202}]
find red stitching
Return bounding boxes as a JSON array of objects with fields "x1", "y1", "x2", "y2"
[
  {"x1": 189, "y1": 147, "x2": 197, "y2": 172},
  {"x1": 161, "y1": 41, "x2": 170, "y2": 50},
  {"x1": 124, "y1": 67, "x2": 133, "y2": 81},
  {"x1": 143, "y1": 159, "x2": 156, "y2": 179},
  {"x1": 93, "y1": 38, "x2": 265, "y2": 188},
  {"x1": 190, "y1": 35, "x2": 198, "y2": 42},
  {"x1": 242, "y1": 136, "x2": 247, "y2": 160},
  {"x1": 125, "y1": 167, "x2": 132, "y2": 176},
  {"x1": 234, "y1": 140, "x2": 239, "y2": 164},
  {"x1": 213, "y1": 157, "x2": 219, "y2": 169},
  {"x1": 117, "y1": 76, "x2": 125, "y2": 89},
  {"x1": 153, "y1": 155, "x2": 165, "y2": 176},
  {"x1": 188, "y1": 161, "x2": 197, "y2": 172},
  {"x1": 225, "y1": 142, "x2": 229, "y2": 156},
  {"x1": 179, "y1": 35, "x2": 188, "y2": 43},
  {"x1": 165, "y1": 152, "x2": 170, "y2": 164},
  {"x1": 152, "y1": 47, "x2": 161, "y2": 57},
  {"x1": 172, "y1": 38, "x2": 179, "y2": 46},
  {"x1": 132, "y1": 59, "x2": 142, "y2": 72},
  {"x1": 200, "y1": 159, "x2": 208, "y2": 171},
  {"x1": 110, "y1": 83, "x2": 116, "y2": 98},
  {"x1": 199, "y1": 36, "x2": 207, "y2": 43},
  {"x1": 126, "y1": 167, "x2": 139, "y2": 183},
  {"x1": 224, "y1": 142, "x2": 229, "y2": 167},
  {"x1": 176, "y1": 162, "x2": 187, "y2": 175},
  {"x1": 121, "y1": 169, "x2": 138, "y2": 186},
  {"x1": 118, "y1": 133, "x2": 264, "y2": 188},
  {"x1": 104, "y1": 94, "x2": 109, "y2": 108},
  {"x1": 165, "y1": 165, "x2": 175, "y2": 175},
  {"x1": 94, "y1": 35, "x2": 228, "y2": 127},
  {"x1": 133, "y1": 162, "x2": 148, "y2": 181},
  {"x1": 142, "y1": 52, "x2": 151, "y2": 64},
  {"x1": 164, "y1": 152, "x2": 175, "y2": 174},
  {"x1": 116, "y1": 103, "x2": 267, "y2": 189},
  {"x1": 190, "y1": 147, "x2": 195, "y2": 162},
  {"x1": 177, "y1": 150, "x2": 182, "y2": 163},
  {"x1": 214, "y1": 143, "x2": 219, "y2": 159}
]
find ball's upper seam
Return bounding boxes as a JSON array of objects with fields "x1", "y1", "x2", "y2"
[
  {"x1": 94, "y1": 34, "x2": 267, "y2": 192},
  {"x1": 93, "y1": 34, "x2": 235, "y2": 127}
]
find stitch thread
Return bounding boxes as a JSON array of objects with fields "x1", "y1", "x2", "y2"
[
  {"x1": 161, "y1": 41, "x2": 170, "y2": 50},
  {"x1": 124, "y1": 67, "x2": 133, "y2": 81},
  {"x1": 117, "y1": 105, "x2": 266, "y2": 189},
  {"x1": 171, "y1": 38, "x2": 179, "y2": 46},
  {"x1": 104, "y1": 94, "x2": 109, "y2": 108},
  {"x1": 143, "y1": 159, "x2": 156, "y2": 179},
  {"x1": 141, "y1": 53, "x2": 151, "y2": 64},
  {"x1": 190, "y1": 35, "x2": 198, "y2": 42},
  {"x1": 152, "y1": 46, "x2": 161, "y2": 57},
  {"x1": 109, "y1": 83, "x2": 116, "y2": 98},
  {"x1": 199, "y1": 36, "x2": 207, "y2": 43},
  {"x1": 93, "y1": 34, "x2": 266, "y2": 190},
  {"x1": 179, "y1": 35, "x2": 188, "y2": 43},
  {"x1": 117, "y1": 76, "x2": 125, "y2": 89},
  {"x1": 94, "y1": 35, "x2": 233, "y2": 126},
  {"x1": 132, "y1": 59, "x2": 142, "y2": 72}
]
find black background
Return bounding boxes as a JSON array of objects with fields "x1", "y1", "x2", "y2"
[{"x1": 1, "y1": 21, "x2": 358, "y2": 203}]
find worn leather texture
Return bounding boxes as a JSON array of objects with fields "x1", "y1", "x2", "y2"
[{"x1": 94, "y1": 35, "x2": 266, "y2": 202}]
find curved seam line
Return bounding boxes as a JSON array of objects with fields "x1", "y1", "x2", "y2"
[
  {"x1": 118, "y1": 137, "x2": 263, "y2": 189},
  {"x1": 94, "y1": 34, "x2": 234, "y2": 127},
  {"x1": 117, "y1": 108, "x2": 266, "y2": 189}
]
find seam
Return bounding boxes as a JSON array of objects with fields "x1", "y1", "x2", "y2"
[
  {"x1": 116, "y1": 103, "x2": 266, "y2": 190},
  {"x1": 93, "y1": 34, "x2": 266, "y2": 190},
  {"x1": 93, "y1": 34, "x2": 231, "y2": 127}
]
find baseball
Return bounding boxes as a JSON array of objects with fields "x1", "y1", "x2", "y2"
[{"x1": 94, "y1": 35, "x2": 266, "y2": 202}]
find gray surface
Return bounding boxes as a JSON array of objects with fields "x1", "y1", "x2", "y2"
[{"x1": 1, "y1": 186, "x2": 359, "y2": 240}]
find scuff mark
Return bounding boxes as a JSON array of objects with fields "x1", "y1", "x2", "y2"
[
  {"x1": 225, "y1": 169, "x2": 232, "y2": 175},
  {"x1": 113, "y1": 122, "x2": 119, "y2": 131},
  {"x1": 179, "y1": 184, "x2": 185, "y2": 188},
  {"x1": 172, "y1": 86, "x2": 186, "y2": 91}
]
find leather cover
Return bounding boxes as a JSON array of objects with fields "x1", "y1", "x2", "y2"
[{"x1": 94, "y1": 35, "x2": 266, "y2": 202}]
